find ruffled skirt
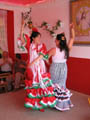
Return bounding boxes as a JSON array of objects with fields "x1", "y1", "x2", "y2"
[
  {"x1": 54, "y1": 84, "x2": 73, "y2": 111},
  {"x1": 24, "y1": 71, "x2": 56, "y2": 110},
  {"x1": 50, "y1": 62, "x2": 73, "y2": 111}
]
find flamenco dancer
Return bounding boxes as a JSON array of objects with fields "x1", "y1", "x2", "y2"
[
  {"x1": 48, "y1": 23, "x2": 75, "y2": 111},
  {"x1": 20, "y1": 19, "x2": 56, "y2": 112}
]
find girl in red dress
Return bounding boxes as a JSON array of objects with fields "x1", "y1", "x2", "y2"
[{"x1": 20, "y1": 20, "x2": 56, "y2": 111}]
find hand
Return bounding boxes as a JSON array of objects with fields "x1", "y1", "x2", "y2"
[
  {"x1": 45, "y1": 59, "x2": 50, "y2": 65},
  {"x1": 70, "y1": 23, "x2": 74, "y2": 29},
  {"x1": 4, "y1": 59, "x2": 8, "y2": 63}
]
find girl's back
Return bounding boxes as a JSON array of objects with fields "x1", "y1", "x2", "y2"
[{"x1": 52, "y1": 47, "x2": 66, "y2": 63}]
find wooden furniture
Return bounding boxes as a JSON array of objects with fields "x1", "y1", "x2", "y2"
[
  {"x1": 0, "y1": 73, "x2": 11, "y2": 92},
  {"x1": 0, "y1": 81, "x2": 8, "y2": 92},
  {"x1": 20, "y1": 72, "x2": 26, "y2": 87},
  {"x1": 0, "y1": 73, "x2": 11, "y2": 79}
]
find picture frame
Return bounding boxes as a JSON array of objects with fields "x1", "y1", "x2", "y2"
[{"x1": 71, "y1": 0, "x2": 90, "y2": 45}]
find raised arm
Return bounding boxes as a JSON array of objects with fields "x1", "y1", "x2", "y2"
[
  {"x1": 47, "y1": 48, "x2": 56, "y2": 58},
  {"x1": 20, "y1": 16, "x2": 26, "y2": 44},
  {"x1": 68, "y1": 23, "x2": 75, "y2": 50}
]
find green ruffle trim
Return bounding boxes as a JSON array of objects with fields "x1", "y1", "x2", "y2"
[
  {"x1": 18, "y1": 34, "x2": 27, "y2": 51},
  {"x1": 24, "y1": 103, "x2": 32, "y2": 108},
  {"x1": 23, "y1": 34, "x2": 27, "y2": 43},
  {"x1": 24, "y1": 103, "x2": 44, "y2": 110},
  {"x1": 24, "y1": 79, "x2": 53, "y2": 90},
  {"x1": 24, "y1": 101, "x2": 57, "y2": 110},
  {"x1": 39, "y1": 52, "x2": 49, "y2": 60},
  {"x1": 24, "y1": 85, "x2": 40, "y2": 90},
  {"x1": 18, "y1": 46, "x2": 25, "y2": 51},
  {"x1": 40, "y1": 101, "x2": 57, "y2": 108}
]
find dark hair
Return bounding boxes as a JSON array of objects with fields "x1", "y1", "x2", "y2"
[
  {"x1": 56, "y1": 33, "x2": 69, "y2": 59},
  {"x1": 28, "y1": 21, "x2": 32, "y2": 25},
  {"x1": 30, "y1": 31, "x2": 41, "y2": 43},
  {"x1": 0, "y1": 54, "x2": 2, "y2": 58},
  {"x1": 16, "y1": 54, "x2": 21, "y2": 59}
]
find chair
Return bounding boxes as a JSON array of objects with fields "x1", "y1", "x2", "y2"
[
  {"x1": 0, "y1": 73, "x2": 11, "y2": 92},
  {"x1": 19, "y1": 72, "x2": 26, "y2": 87},
  {"x1": 0, "y1": 81, "x2": 8, "y2": 92}
]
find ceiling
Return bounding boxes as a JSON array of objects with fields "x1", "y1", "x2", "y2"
[{"x1": 0, "y1": 0, "x2": 48, "y2": 6}]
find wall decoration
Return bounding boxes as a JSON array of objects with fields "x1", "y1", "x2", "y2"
[
  {"x1": 21, "y1": 8, "x2": 62, "y2": 38},
  {"x1": 22, "y1": 8, "x2": 32, "y2": 27},
  {"x1": 39, "y1": 20, "x2": 62, "y2": 38},
  {"x1": 71, "y1": 0, "x2": 90, "y2": 45},
  {"x1": 18, "y1": 7, "x2": 63, "y2": 51}
]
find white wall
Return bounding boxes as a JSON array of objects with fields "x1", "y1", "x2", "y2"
[
  {"x1": 0, "y1": 2, "x2": 29, "y2": 53},
  {"x1": 17, "y1": 0, "x2": 90, "y2": 59},
  {"x1": 0, "y1": 0, "x2": 70, "y2": 53},
  {"x1": 14, "y1": 10, "x2": 23, "y2": 53},
  {"x1": 0, "y1": 10, "x2": 8, "y2": 51},
  {"x1": 30, "y1": 0, "x2": 70, "y2": 50},
  {"x1": 14, "y1": 0, "x2": 70, "y2": 53},
  {"x1": 70, "y1": 46, "x2": 90, "y2": 59}
]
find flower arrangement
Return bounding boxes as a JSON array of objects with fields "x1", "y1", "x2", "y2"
[
  {"x1": 22, "y1": 8, "x2": 32, "y2": 27},
  {"x1": 17, "y1": 8, "x2": 32, "y2": 51},
  {"x1": 18, "y1": 8, "x2": 63, "y2": 51},
  {"x1": 39, "y1": 20, "x2": 62, "y2": 38},
  {"x1": 21, "y1": 8, "x2": 62, "y2": 38}
]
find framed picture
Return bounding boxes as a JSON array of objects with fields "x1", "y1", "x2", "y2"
[{"x1": 71, "y1": 0, "x2": 90, "y2": 45}]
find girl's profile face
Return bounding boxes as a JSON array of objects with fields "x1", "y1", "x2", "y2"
[
  {"x1": 55, "y1": 39, "x2": 60, "y2": 47},
  {"x1": 28, "y1": 23, "x2": 32, "y2": 29},
  {"x1": 34, "y1": 34, "x2": 41, "y2": 45}
]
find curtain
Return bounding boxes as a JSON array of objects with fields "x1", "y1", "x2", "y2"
[
  {"x1": 0, "y1": 9, "x2": 8, "y2": 52},
  {"x1": 7, "y1": 10, "x2": 14, "y2": 59}
]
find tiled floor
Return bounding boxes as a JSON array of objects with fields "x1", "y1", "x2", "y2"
[{"x1": 0, "y1": 89, "x2": 90, "y2": 120}]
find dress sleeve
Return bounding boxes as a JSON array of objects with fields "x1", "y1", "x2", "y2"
[
  {"x1": 24, "y1": 34, "x2": 30, "y2": 51},
  {"x1": 17, "y1": 33, "x2": 30, "y2": 52}
]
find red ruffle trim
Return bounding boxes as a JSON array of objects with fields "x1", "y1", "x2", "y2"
[
  {"x1": 42, "y1": 73, "x2": 51, "y2": 79},
  {"x1": 25, "y1": 80, "x2": 32, "y2": 87},
  {"x1": 41, "y1": 96, "x2": 56, "y2": 103},
  {"x1": 26, "y1": 86, "x2": 54, "y2": 96},
  {"x1": 25, "y1": 68, "x2": 33, "y2": 80}
]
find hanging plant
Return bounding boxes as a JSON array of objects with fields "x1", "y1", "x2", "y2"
[
  {"x1": 22, "y1": 8, "x2": 32, "y2": 27},
  {"x1": 18, "y1": 8, "x2": 63, "y2": 51},
  {"x1": 21, "y1": 8, "x2": 62, "y2": 38},
  {"x1": 39, "y1": 20, "x2": 62, "y2": 38},
  {"x1": 17, "y1": 8, "x2": 32, "y2": 52}
]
